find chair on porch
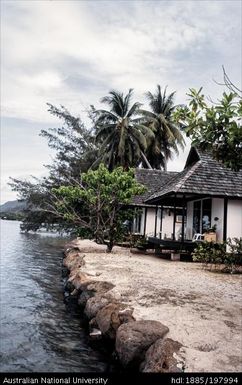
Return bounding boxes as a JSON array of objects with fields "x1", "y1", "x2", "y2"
[{"x1": 192, "y1": 233, "x2": 204, "y2": 242}]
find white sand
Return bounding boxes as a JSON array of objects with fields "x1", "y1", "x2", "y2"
[{"x1": 72, "y1": 240, "x2": 242, "y2": 372}]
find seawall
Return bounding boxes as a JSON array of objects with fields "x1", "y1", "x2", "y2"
[{"x1": 62, "y1": 240, "x2": 184, "y2": 373}]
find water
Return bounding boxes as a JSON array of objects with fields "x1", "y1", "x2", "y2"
[{"x1": 0, "y1": 220, "x2": 110, "y2": 372}]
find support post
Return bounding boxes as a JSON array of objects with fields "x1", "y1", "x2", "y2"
[
  {"x1": 154, "y1": 206, "x2": 158, "y2": 237},
  {"x1": 143, "y1": 207, "x2": 147, "y2": 236},
  {"x1": 223, "y1": 198, "x2": 228, "y2": 241},
  {"x1": 181, "y1": 195, "x2": 185, "y2": 242},
  {"x1": 160, "y1": 206, "x2": 163, "y2": 239},
  {"x1": 173, "y1": 194, "x2": 177, "y2": 240}
]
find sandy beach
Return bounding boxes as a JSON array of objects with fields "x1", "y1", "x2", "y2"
[{"x1": 70, "y1": 240, "x2": 242, "y2": 373}]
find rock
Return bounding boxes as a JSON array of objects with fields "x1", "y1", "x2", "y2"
[
  {"x1": 84, "y1": 290, "x2": 121, "y2": 319},
  {"x1": 62, "y1": 266, "x2": 70, "y2": 278},
  {"x1": 78, "y1": 281, "x2": 115, "y2": 307},
  {"x1": 115, "y1": 320, "x2": 169, "y2": 368},
  {"x1": 78, "y1": 291, "x2": 92, "y2": 307},
  {"x1": 96, "y1": 303, "x2": 135, "y2": 340},
  {"x1": 140, "y1": 338, "x2": 183, "y2": 373},
  {"x1": 86, "y1": 281, "x2": 115, "y2": 295},
  {"x1": 89, "y1": 317, "x2": 98, "y2": 330},
  {"x1": 64, "y1": 245, "x2": 80, "y2": 256},
  {"x1": 69, "y1": 271, "x2": 94, "y2": 290},
  {"x1": 84, "y1": 295, "x2": 111, "y2": 319},
  {"x1": 88, "y1": 318, "x2": 102, "y2": 341},
  {"x1": 63, "y1": 251, "x2": 85, "y2": 270},
  {"x1": 64, "y1": 280, "x2": 75, "y2": 293}
]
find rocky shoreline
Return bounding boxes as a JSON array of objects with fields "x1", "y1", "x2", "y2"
[{"x1": 62, "y1": 241, "x2": 185, "y2": 373}]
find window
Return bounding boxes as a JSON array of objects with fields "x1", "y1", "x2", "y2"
[
  {"x1": 133, "y1": 211, "x2": 142, "y2": 233},
  {"x1": 202, "y1": 199, "x2": 211, "y2": 233},
  {"x1": 193, "y1": 201, "x2": 201, "y2": 233},
  {"x1": 193, "y1": 199, "x2": 212, "y2": 234}
]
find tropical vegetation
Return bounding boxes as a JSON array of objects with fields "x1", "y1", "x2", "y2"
[
  {"x1": 52, "y1": 164, "x2": 145, "y2": 252},
  {"x1": 173, "y1": 88, "x2": 242, "y2": 171},
  {"x1": 91, "y1": 89, "x2": 154, "y2": 170},
  {"x1": 192, "y1": 238, "x2": 242, "y2": 273},
  {"x1": 10, "y1": 86, "x2": 183, "y2": 234},
  {"x1": 140, "y1": 85, "x2": 185, "y2": 170},
  {"x1": 10, "y1": 75, "x2": 240, "y2": 243}
]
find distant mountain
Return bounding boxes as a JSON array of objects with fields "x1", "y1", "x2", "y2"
[{"x1": 0, "y1": 200, "x2": 27, "y2": 213}]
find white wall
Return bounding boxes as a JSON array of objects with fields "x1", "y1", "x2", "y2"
[
  {"x1": 211, "y1": 198, "x2": 224, "y2": 242},
  {"x1": 161, "y1": 209, "x2": 174, "y2": 238},
  {"x1": 227, "y1": 200, "x2": 242, "y2": 239},
  {"x1": 145, "y1": 207, "x2": 156, "y2": 236},
  {"x1": 144, "y1": 207, "x2": 180, "y2": 239}
]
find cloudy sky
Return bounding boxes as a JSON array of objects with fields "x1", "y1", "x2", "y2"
[{"x1": 1, "y1": 0, "x2": 241, "y2": 203}]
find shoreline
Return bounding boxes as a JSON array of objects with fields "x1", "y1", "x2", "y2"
[{"x1": 63, "y1": 239, "x2": 242, "y2": 373}]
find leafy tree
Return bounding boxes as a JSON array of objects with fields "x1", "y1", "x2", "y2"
[
  {"x1": 40, "y1": 103, "x2": 98, "y2": 180},
  {"x1": 9, "y1": 104, "x2": 98, "y2": 232},
  {"x1": 52, "y1": 164, "x2": 146, "y2": 252},
  {"x1": 140, "y1": 85, "x2": 185, "y2": 170},
  {"x1": 173, "y1": 88, "x2": 242, "y2": 170},
  {"x1": 92, "y1": 89, "x2": 154, "y2": 170}
]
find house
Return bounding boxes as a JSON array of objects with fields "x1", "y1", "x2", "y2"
[
  {"x1": 131, "y1": 168, "x2": 182, "y2": 238},
  {"x1": 133, "y1": 147, "x2": 242, "y2": 259}
]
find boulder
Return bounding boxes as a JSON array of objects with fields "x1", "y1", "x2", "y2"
[
  {"x1": 62, "y1": 266, "x2": 70, "y2": 278},
  {"x1": 64, "y1": 246, "x2": 80, "y2": 257},
  {"x1": 69, "y1": 271, "x2": 94, "y2": 290},
  {"x1": 78, "y1": 281, "x2": 115, "y2": 307},
  {"x1": 140, "y1": 338, "x2": 183, "y2": 373},
  {"x1": 96, "y1": 303, "x2": 135, "y2": 340},
  {"x1": 88, "y1": 318, "x2": 102, "y2": 341},
  {"x1": 84, "y1": 295, "x2": 111, "y2": 319},
  {"x1": 86, "y1": 281, "x2": 115, "y2": 294},
  {"x1": 63, "y1": 251, "x2": 85, "y2": 270},
  {"x1": 84, "y1": 290, "x2": 121, "y2": 319},
  {"x1": 64, "y1": 279, "x2": 75, "y2": 293},
  {"x1": 89, "y1": 317, "x2": 98, "y2": 330},
  {"x1": 78, "y1": 291, "x2": 92, "y2": 307},
  {"x1": 115, "y1": 320, "x2": 169, "y2": 368}
]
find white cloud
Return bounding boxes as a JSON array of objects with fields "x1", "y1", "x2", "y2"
[
  {"x1": 2, "y1": 0, "x2": 241, "y2": 121},
  {"x1": 1, "y1": 0, "x2": 241, "y2": 202}
]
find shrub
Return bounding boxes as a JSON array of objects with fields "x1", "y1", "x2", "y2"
[{"x1": 192, "y1": 238, "x2": 242, "y2": 273}]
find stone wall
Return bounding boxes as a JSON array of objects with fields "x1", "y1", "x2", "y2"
[{"x1": 63, "y1": 241, "x2": 185, "y2": 372}]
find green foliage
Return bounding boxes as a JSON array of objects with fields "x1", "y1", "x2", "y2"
[
  {"x1": 9, "y1": 104, "x2": 98, "y2": 232},
  {"x1": 192, "y1": 238, "x2": 242, "y2": 273},
  {"x1": 92, "y1": 89, "x2": 154, "y2": 170},
  {"x1": 173, "y1": 88, "x2": 242, "y2": 170},
  {"x1": 0, "y1": 212, "x2": 25, "y2": 221},
  {"x1": 9, "y1": 86, "x2": 184, "y2": 233},
  {"x1": 140, "y1": 85, "x2": 185, "y2": 170},
  {"x1": 203, "y1": 224, "x2": 217, "y2": 233},
  {"x1": 52, "y1": 164, "x2": 146, "y2": 251}
]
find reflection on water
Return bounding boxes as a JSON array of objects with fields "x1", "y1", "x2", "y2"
[{"x1": 0, "y1": 220, "x2": 109, "y2": 372}]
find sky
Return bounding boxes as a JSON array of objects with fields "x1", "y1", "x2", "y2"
[{"x1": 1, "y1": 0, "x2": 241, "y2": 203}]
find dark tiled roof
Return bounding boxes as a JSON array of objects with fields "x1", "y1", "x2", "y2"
[
  {"x1": 146, "y1": 147, "x2": 242, "y2": 202},
  {"x1": 133, "y1": 169, "x2": 178, "y2": 205}
]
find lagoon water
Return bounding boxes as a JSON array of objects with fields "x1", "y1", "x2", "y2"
[{"x1": 0, "y1": 220, "x2": 110, "y2": 372}]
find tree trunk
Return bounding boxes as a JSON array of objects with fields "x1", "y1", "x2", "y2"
[
  {"x1": 140, "y1": 151, "x2": 153, "y2": 169},
  {"x1": 163, "y1": 158, "x2": 167, "y2": 171},
  {"x1": 106, "y1": 241, "x2": 113, "y2": 253}
]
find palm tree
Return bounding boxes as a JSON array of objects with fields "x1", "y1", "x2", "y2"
[
  {"x1": 141, "y1": 85, "x2": 185, "y2": 170},
  {"x1": 93, "y1": 89, "x2": 154, "y2": 170}
]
